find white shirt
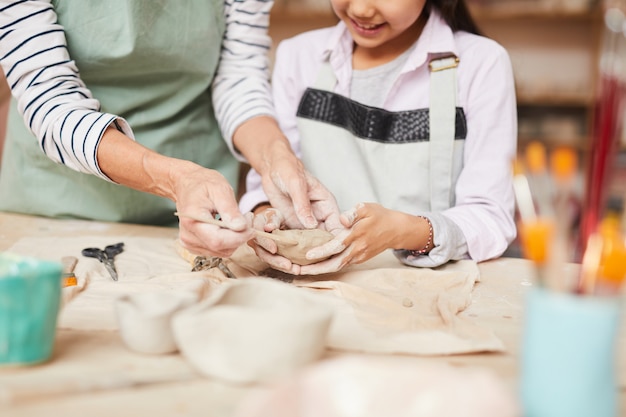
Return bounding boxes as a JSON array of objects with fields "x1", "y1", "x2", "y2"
[
  {"x1": 241, "y1": 10, "x2": 518, "y2": 265},
  {"x1": 0, "y1": 0, "x2": 275, "y2": 179}
]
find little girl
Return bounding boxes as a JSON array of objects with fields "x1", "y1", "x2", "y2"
[{"x1": 241, "y1": 0, "x2": 517, "y2": 274}]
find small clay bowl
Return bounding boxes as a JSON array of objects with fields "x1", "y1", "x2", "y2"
[
  {"x1": 271, "y1": 229, "x2": 335, "y2": 265},
  {"x1": 171, "y1": 278, "x2": 333, "y2": 384},
  {"x1": 116, "y1": 291, "x2": 198, "y2": 355}
]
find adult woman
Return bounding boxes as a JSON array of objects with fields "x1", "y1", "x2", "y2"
[{"x1": 0, "y1": 0, "x2": 340, "y2": 258}]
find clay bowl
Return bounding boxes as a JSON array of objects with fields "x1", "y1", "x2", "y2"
[
  {"x1": 271, "y1": 229, "x2": 335, "y2": 265},
  {"x1": 171, "y1": 278, "x2": 333, "y2": 384}
]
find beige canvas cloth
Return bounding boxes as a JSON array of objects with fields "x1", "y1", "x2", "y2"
[{"x1": 5, "y1": 236, "x2": 504, "y2": 356}]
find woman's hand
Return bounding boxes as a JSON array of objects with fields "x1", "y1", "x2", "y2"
[
  {"x1": 258, "y1": 140, "x2": 343, "y2": 234},
  {"x1": 96, "y1": 127, "x2": 253, "y2": 258},
  {"x1": 232, "y1": 116, "x2": 342, "y2": 232},
  {"x1": 298, "y1": 203, "x2": 432, "y2": 275},
  {"x1": 173, "y1": 164, "x2": 255, "y2": 258}
]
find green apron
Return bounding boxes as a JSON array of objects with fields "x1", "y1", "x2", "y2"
[{"x1": 0, "y1": 0, "x2": 236, "y2": 226}]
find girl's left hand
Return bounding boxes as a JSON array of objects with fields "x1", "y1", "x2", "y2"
[
  {"x1": 298, "y1": 203, "x2": 402, "y2": 275},
  {"x1": 247, "y1": 207, "x2": 303, "y2": 274}
]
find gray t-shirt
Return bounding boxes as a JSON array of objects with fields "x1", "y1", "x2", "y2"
[{"x1": 350, "y1": 46, "x2": 414, "y2": 107}]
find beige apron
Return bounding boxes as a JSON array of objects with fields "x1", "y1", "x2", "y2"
[
  {"x1": 296, "y1": 56, "x2": 465, "y2": 214},
  {"x1": 0, "y1": 0, "x2": 236, "y2": 226}
]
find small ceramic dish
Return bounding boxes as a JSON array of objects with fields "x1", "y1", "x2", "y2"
[
  {"x1": 116, "y1": 291, "x2": 199, "y2": 354},
  {"x1": 172, "y1": 278, "x2": 333, "y2": 384}
]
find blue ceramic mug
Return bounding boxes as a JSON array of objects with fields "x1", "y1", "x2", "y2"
[{"x1": 0, "y1": 253, "x2": 62, "y2": 365}]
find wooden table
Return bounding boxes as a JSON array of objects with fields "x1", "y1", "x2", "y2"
[{"x1": 0, "y1": 212, "x2": 624, "y2": 416}]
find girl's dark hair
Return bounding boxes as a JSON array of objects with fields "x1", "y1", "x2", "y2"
[{"x1": 427, "y1": 0, "x2": 481, "y2": 35}]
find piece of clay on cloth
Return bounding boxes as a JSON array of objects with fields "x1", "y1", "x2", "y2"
[
  {"x1": 225, "y1": 245, "x2": 506, "y2": 355},
  {"x1": 271, "y1": 229, "x2": 335, "y2": 265}
]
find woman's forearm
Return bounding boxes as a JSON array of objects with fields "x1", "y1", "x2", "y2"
[{"x1": 96, "y1": 127, "x2": 195, "y2": 202}]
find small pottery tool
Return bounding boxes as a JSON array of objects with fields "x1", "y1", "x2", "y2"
[{"x1": 174, "y1": 212, "x2": 297, "y2": 245}]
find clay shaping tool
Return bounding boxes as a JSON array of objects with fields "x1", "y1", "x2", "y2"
[
  {"x1": 513, "y1": 158, "x2": 554, "y2": 288},
  {"x1": 174, "y1": 212, "x2": 298, "y2": 246}
]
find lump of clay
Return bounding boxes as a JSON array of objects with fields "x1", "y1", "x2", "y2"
[{"x1": 271, "y1": 229, "x2": 335, "y2": 265}]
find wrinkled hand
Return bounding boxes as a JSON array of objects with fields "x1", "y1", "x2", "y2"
[
  {"x1": 298, "y1": 203, "x2": 401, "y2": 275},
  {"x1": 259, "y1": 145, "x2": 342, "y2": 232},
  {"x1": 175, "y1": 165, "x2": 254, "y2": 258}
]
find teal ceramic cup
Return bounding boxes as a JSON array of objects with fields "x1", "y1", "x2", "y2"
[
  {"x1": 0, "y1": 252, "x2": 63, "y2": 365},
  {"x1": 521, "y1": 287, "x2": 621, "y2": 417}
]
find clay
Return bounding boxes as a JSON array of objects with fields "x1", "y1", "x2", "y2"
[
  {"x1": 171, "y1": 278, "x2": 333, "y2": 384},
  {"x1": 116, "y1": 291, "x2": 199, "y2": 355},
  {"x1": 271, "y1": 229, "x2": 335, "y2": 265}
]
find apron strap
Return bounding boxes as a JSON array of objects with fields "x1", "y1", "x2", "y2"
[
  {"x1": 313, "y1": 61, "x2": 337, "y2": 91},
  {"x1": 428, "y1": 54, "x2": 459, "y2": 212}
]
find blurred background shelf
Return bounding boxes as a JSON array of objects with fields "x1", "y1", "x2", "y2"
[
  {"x1": 467, "y1": 0, "x2": 601, "y2": 19},
  {"x1": 470, "y1": 0, "x2": 603, "y2": 151}
]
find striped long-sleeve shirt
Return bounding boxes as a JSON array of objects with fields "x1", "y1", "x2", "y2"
[{"x1": 0, "y1": 0, "x2": 275, "y2": 180}]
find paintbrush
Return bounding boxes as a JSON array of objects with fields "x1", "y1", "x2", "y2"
[
  {"x1": 579, "y1": 233, "x2": 604, "y2": 296},
  {"x1": 547, "y1": 146, "x2": 580, "y2": 292},
  {"x1": 512, "y1": 158, "x2": 538, "y2": 224},
  {"x1": 513, "y1": 158, "x2": 554, "y2": 287},
  {"x1": 595, "y1": 238, "x2": 626, "y2": 296},
  {"x1": 61, "y1": 256, "x2": 78, "y2": 287},
  {"x1": 174, "y1": 212, "x2": 298, "y2": 246},
  {"x1": 550, "y1": 146, "x2": 579, "y2": 231},
  {"x1": 586, "y1": 197, "x2": 626, "y2": 296},
  {"x1": 525, "y1": 141, "x2": 554, "y2": 218}
]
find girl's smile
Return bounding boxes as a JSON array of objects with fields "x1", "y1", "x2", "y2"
[
  {"x1": 349, "y1": 18, "x2": 385, "y2": 37},
  {"x1": 331, "y1": 0, "x2": 427, "y2": 68}
]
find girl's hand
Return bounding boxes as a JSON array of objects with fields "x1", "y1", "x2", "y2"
[
  {"x1": 247, "y1": 206, "x2": 302, "y2": 274},
  {"x1": 297, "y1": 203, "x2": 397, "y2": 275},
  {"x1": 298, "y1": 203, "x2": 433, "y2": 275}
]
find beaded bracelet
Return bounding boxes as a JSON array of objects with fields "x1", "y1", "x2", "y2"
[{"x1": 409, "y1": 215, "x2": 433, "y2": 256}]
